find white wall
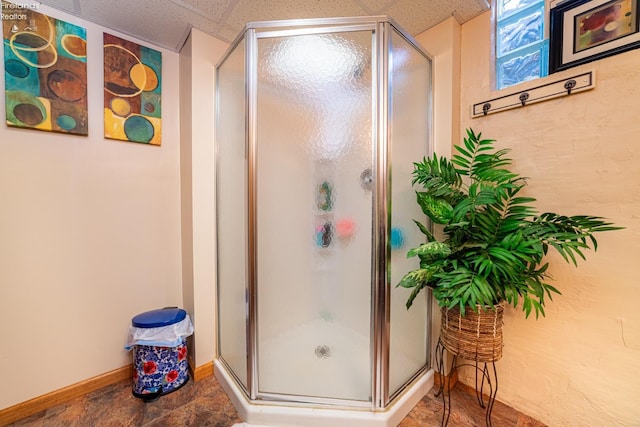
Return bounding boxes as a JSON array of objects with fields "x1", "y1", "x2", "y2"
[
  {"x1": 0, "y1": 5, "x2": 183, "y2": 409},
  {"x1": 428, "y1": 11, "x2": 640, "y2": 426},
  {"x1": 179, "y1": 29, "x2": 229, "y2": 367}
]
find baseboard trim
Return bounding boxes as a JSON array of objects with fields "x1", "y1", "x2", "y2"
[
  {"x1": 0, "y1": 365, "x2": 132, "y2": 426},
  {"x1": 192, "y1": 361, "x2": 214, "y2": 381},
  {"x1": 434, "y1": 368, "x2": 458, "y2": 391}
]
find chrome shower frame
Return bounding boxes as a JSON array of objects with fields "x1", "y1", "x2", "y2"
[{"x1": 215, "y1": 15, "x2": 434, "y2": 413}]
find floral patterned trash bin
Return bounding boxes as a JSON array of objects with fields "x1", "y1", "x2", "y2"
[{"x1": 126, "y1": 307, "x2": 194, "y2": 401}]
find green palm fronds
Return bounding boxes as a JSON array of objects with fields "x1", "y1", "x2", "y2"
[{"x1": 397, "y1": 129, "x2": 622, "y2": 318}]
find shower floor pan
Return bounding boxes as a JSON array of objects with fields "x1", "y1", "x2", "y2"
[
  {"x1": 259, "y1": 320, "x2": 370, "y2": 400},
  {"x1": 215, "y1": 320, "x2": 434, "y2": 427}
]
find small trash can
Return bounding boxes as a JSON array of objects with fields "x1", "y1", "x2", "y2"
[{"x1": 126, "y1": 307, "x2": 194, "y2": 401}]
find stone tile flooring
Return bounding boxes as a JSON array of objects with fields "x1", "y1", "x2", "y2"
[{"x1": 8, "y1": 374, "x2": 546, "y2": 426}]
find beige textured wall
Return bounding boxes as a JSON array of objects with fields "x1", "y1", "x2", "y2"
[
  {"x1": 0, "y1": 6, "x2": 183, "y2": 410},
  {"x1": 454, "y1": 11, "x2": 640, "y2": 426},
  {"x1": 415, "y1": 18, "x2": 461, "y2": 373}
]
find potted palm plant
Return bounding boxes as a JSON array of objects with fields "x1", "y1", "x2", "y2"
[{"x1": 398, "y1": 129, "x2": 620, "y2": 361}]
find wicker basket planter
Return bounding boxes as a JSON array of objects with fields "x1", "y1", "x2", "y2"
[{"x1": 440, "y1": 302, "x2": 505, "y2": 362}]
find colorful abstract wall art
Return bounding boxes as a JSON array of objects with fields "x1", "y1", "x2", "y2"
[
  {"x1": 2, "y1": 2, "x2": 88, "y2": 134},
  {"x1": 103, "y1": 33, "x2": 162, "y2": 145}
]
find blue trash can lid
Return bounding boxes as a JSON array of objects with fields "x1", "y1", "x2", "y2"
[{"x1": 132, "y1": 307, "x2": 187, "y2": 328}]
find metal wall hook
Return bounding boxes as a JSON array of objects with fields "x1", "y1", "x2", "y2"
[
  {"x1": 564, "y1": 79, "x2": 576, "y2": 95},
  {"x1": 519, "y1": 92, "x2": 529, "y2": 106},
  {"x1": 471, "y1": 71, "x2": 594, "y2": 118}
]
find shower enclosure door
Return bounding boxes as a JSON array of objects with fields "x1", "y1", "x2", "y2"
[
  {"x1": 216, "y1": 38, "x2": 248, "y2": 391},
  {"x1": 387, "y1": 27, "x2": 431, "y2": 400},
  {"x1": 216, "y1": 18, "x2": 433, "y2": 417},
  {"x1": 254, "y1": 27, "x2": 374, "y2": 403}
]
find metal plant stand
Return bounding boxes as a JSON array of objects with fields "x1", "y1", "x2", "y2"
[{"x1": 434, "y1": 337, "x2": 499, "y2": 427}]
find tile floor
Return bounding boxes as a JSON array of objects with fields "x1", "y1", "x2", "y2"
[{"x1": 8, "y1": 374, "x2": 546, "y2": 427}]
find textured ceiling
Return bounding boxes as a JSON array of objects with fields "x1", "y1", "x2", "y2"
[{"x1": 38, "y1": 0, "x2": 490, "y2": 52}]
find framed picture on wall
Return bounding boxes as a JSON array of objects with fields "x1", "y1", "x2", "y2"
[
  {"x1": 549, "y1": 0, "x2": 640, "y2": 73},
  {"x1": 103, "y1": 33, "x2": 162, "y2": 145},
  {"x1": 2, "y1": 1, "x2": 88, "y2": 134}
]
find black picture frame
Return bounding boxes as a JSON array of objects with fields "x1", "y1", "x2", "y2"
[{"x1": 549, "y1": 0, "x2": 640, "y2": 73}]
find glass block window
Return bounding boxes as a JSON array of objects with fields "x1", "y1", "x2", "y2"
[{"x1": 495, "y1": 0, "x2": 548, "y2": 90}]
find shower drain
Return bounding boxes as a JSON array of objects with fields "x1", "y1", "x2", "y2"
[{"x1": 315, "y1": 345, "x2": 331, "y2": 358}]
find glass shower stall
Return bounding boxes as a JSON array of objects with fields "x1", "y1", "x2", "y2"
[{"x1": 215, "y1": 16, "x2": 433, "y2": 422}]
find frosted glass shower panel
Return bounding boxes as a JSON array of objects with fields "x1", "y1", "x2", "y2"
[
  {"x1": 255, "y1": 30, "x2": 374, "y2": 401},
  {"x1": 216, "y1": 38, "x2": 248, "y2": 389},
  {"x1": 388, "y1": 28, "x2": 431, "y2": 398}
]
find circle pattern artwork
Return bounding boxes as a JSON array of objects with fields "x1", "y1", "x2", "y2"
[
  {"x1": 3, "y1": 12, "x2": 88, "y2": 135},
  {"x1": 104, "y1": 44, "x2": 143, "y2": 97},
  {"x1": 130, "y1": 63, "x2": 158, "y2": 92},
  {"x1": 14, "y1": 103, "x2": 44, "y2": 125},
  {"x1": 110, "y1": 98, "x2": 132, "y2": 117},
  {"x1": 5, "y1": 59, "x2": 30, "y2": 78},
  {"x1": 13, "y1": 32, "x2": 49, "y2": 50},
  {"x1": 124, "y1": 115, "x2": 154, "y2": 143},
  {"x1": 56, "y1": 114, "x2": 77, "y2": 131},
  {"x1": 103, "y1": 34, "x2": 162, "y2": 145},
  {"x1": 61, "y1": 34, "x2": 87, "y2": 58},
  {"x1": 47, "y1": 69, "x2": 87, "y2": 102},
  {"x1": 6, "y1": 91, "x2": 47, "y2": 126}
]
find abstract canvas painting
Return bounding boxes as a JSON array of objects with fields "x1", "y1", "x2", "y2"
[
  {"x1": 103, "y1": 33, "x2": 162, "y2": 145},
  {"x1": 2, "y1": 1, "x2": 88, "y2": 134}
]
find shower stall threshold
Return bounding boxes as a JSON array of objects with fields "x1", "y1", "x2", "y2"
[{"x1": 214, "y1": 359, "x2": 434, "y2": 427}]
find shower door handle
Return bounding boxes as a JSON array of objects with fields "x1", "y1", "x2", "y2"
[{"x1": 360, "y1": 168, "x2": 373, "y2": 191}]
